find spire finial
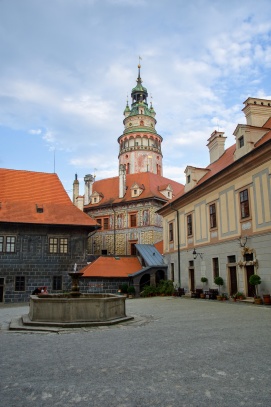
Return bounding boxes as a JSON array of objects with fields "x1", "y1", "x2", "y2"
[{"x1": 138, "y1": 56, "x2": 142, "y2": 78}]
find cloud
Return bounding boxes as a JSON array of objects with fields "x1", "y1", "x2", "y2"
[{"x1": 29, "y1": 129, "x2": 42, "y2": 135}]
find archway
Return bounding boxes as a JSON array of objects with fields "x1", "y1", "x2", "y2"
[
  {"x1": 155, "y1": 270, "x2": 165, "y2": 284},
  {"x1": 140, "y1": 274, "x2": 150, "y2": 292}
]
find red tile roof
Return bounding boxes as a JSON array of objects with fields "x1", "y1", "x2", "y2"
[
  {"x1": 81, "y1": 256, "x2": 142, "y2": 277},
  {"x1": 154, "y1": 240, "x2": 163, "y2": 254},
  {"x1": 85, "y1": 172, "x2": 184, "y2": 208},
  {"x1": 197, "y1": 144, "x2": 236, "y2": 185},
  {"x1": 0, "y1": 168, "x2": 98, "y2": 227},
  {"x1": 162, "y1": 128, "x2": 271, "y2": 208}
]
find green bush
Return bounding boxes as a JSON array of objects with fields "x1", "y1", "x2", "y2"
[
  {"x1": 249, "y1": 274, "x2": 261, "y2": 297},
  {"x1": 157, "y1": 280, "x2": 175, "y2": 295},
  {"x1": 140, "y1": 285, "x2": 157, "y2": 297},
  {"x1": 214, "y1": 276, "x2": 224, "y2": 293},
  {"x1": 120, "y1": 283, "x2": 128, "y2": 294},
  {"x1": 127, "y1": 285, "x2": 135, "y2": 295}
]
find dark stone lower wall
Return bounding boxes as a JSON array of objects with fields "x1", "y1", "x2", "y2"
[{"x1": 80, "y1": 278, "x2": 130, "y2": 294}]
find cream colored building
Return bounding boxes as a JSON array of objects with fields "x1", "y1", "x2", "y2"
[{"x1": 158, "y1": 97, "x2": 271, "y2": 298}]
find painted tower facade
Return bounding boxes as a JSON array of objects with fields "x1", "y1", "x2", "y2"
[{"x1": 118, "y1": 64, "x2": 163, "y2": 176}]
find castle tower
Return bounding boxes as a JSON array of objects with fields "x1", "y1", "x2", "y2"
[{"x1": 118, "y1": 63, "x2": 163, "y2": 175}]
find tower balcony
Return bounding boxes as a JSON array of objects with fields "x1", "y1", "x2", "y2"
[{"x1": 119, "y1": 145, "x2": 161, "y2": 155}]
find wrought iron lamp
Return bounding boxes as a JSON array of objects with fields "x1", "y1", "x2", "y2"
[{"x1": 192, "y1": 248, "x2": 203, "y2": 260}]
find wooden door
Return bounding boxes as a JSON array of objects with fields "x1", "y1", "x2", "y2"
[
  {"x1": 189, "y1": 268, "x2": 195, "y2": 292},
  {"x1": 229, "y1": 267, "x2": 237, "y2": 296}
]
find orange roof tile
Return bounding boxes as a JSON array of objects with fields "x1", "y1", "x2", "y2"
[
  {"x1": 0, "y1": 168, "x2": 98, "y2": 227},
  {"x1": 163, "y1": 129, "x2": 271, "y2": 210},
  {"x1": 154, "y1": 240, "x2": 163, "y2": 254},
  {"x1": 197, "y1": 144, "x2": 236, "y2": 185},
  {"x1": 81, "y1": 256, "x2": 142, "y2": 277},
  {"x1": 85, "y1": 172, "x2": 184, "y2": 208}
]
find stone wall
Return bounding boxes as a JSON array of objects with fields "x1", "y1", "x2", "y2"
[{"x1": 0, "y1": 223, "x2": 90, "y2": 303}]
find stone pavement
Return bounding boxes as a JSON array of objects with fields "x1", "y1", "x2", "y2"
[{"x1": 0, "y1": 297, "x2": 271, "y2": 407}]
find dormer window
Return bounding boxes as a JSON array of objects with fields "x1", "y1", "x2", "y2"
[
  {"x1": 90, "y1": 191, "x2": 103, "y2": 205},
  {"x1": 131, "y1": 183, "x2": 144, "y2": 197},
  {"x1": 239, "y1": 136, "x2": 244, "y2": 148},
  {"x1": 158, "y1": 184, "x2": 173, "y2": 199}
]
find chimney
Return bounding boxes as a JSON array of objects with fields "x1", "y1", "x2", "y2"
[
  {"x1": 207, "y1": 131, "x2": 226, "y2": 164},
  {"x1": 84, "y1": 174, "x2": 94, "y2": 205},
  {"x1": 73, "y1": 174, "x2": 79, "y2": 205},
  {"x1": 119, "y1": 164, "x2": 126, "y2": 198},
  {"x1": 243, "y1": 97, "x2": 271, "y2": 127}
]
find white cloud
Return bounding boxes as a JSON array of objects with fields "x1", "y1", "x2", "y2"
[{"x1": 29, "y1": 129, "x2": 42, "y2": 135}]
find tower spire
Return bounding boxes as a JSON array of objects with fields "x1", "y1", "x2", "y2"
[{"x1": 118, "y1": 62, "x2": 163, "y2": 176}]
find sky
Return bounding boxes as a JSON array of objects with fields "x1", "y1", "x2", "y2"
[{"x1": 1, "y1": 0, "x2": 271, "y2": 198}]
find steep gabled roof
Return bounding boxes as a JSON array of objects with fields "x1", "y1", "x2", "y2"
[
  {"x1": 81, "y1": 256, "x2": 142, "y2": 277},
  {"x1": 0, "y1": 168, "x2": 98, "y2": 227},
  {"x1": 84, "y1": 172, "x2": 184, "y2": 208}
]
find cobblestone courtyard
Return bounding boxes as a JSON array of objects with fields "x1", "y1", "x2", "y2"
[{"x1": 0, "y1": 297, "x2": 270, "y2": 407}]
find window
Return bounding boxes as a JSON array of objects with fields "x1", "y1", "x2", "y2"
[
  {"x1": 15, "y1": 276, "x2": 25, "y2": 292},
  {"x1": 213, "y1": 258, "x2": 219, "y2": 279},
  {"x1": 187, "y1": 175, "x2": 191, "y2": 184},
  {"x1": 187, "y1": 214, "x2": 193, "y2": 236},
  {"x1": 134, "y1": 189, "x2": 137, "y2": 195},
  {"x1": 245, "y1": 253, "x2": 253, "y2": 261},
  {"x1": 59, "y1": 238, "x2": 68, "y2": 254},
  {"x1": 103, "y1": 218, "x2": 109, "y2": 230},
  {"x1": 49, "y1": 238, "x2": 58, "y2": 253},
  {"x1": 130, "y1": 213, "x2": 137, "y2": 227},
  {"x1": 49, "y1": 237, "x2": 68, "y2": 254},
  {"x1": 227, "y1": 255, "x2": 236, "y2": 264},
  {"x1": 0, "y1": 236, "x2": 3, "y2": 252},
  {"x1": 131, "y1": 243, "x2": 137, "y2": 255},
  {"x1": 239, "y1": 136, "x2": 244, "y2": 148},
  {"x1": 6, "y1": 236, "x2": 16, "y2": 252},
  {"x1": 0, "y1": 236, "x2": 16, "y2": 253},
  {"x1": 169, "y1": 222, "x2": 174, "y2": 242},
  {"x1": 209, "y1": 203, "x2": 217, "y2": 228},
  {"x1": 53, "y1": 276, "x2": 62, "y2": 291},
  {"x1": 240, "y1": 189, "x2": 250, "y2": 219}
]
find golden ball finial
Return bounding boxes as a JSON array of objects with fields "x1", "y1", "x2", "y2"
[{"x1": 138, "y1": 64, "x2": 141, "y2": 68}]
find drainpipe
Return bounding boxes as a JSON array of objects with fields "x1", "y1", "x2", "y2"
[
  {"x1": 111, "y1": 205, "x2": 116, "y2": 256},
  {"x1": 170, "y1": 204, "x2": 181, "y2": 288}
]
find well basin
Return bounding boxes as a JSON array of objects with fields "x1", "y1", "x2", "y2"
[{"x1": 28, "y1": 293, "x2": 130, "y2": 326}]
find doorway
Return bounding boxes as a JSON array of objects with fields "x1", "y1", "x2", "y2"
[
  {"x1": 246, "y1": 266, "x2": 255, "y2": 297},
  {"x1": 229, "y1": 267, "x2": 237, "y2": 296},
  {"x1": 0, "y1": 278, "x2": 4, "y2": 302},
  {"x1": 139, "y1": 274, "x2": 150, "y2": 292},
  {"x1": 189, "y1": 268, "x2": 195, "y2": 292},
  {"x1": 155, "y1": 270, "x2": 165, "y2": 285}
]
